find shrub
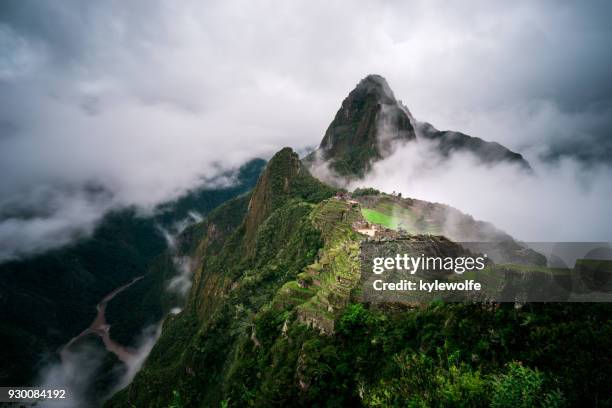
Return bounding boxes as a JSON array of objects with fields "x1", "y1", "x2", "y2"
[
  {"x1": 491, "y1": 362, "x2": 565, "y2": 408},
  {"x1": 352, "y1": 187, "x2": 381, "y2": 197}
]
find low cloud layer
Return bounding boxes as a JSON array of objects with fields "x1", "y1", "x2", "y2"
[
  {"x1": 352, "y1": 139, "x2": 612, "y2": 241},
  {"x1": 36, "y1": 323, "x2": 163, "y2": 408},
  {"x1": 0, "y1": 184, "x2": 116, "y2": 260},
  {"x1": 1, "y1": 0, "x2": 611, "y2": 259}
]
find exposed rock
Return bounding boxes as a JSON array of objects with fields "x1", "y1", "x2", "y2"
[
  {"x1": 304, "y1": 74, "x2": 531, "y2": 183},
  {"x1": 250, "y1": 325, "x2": 261, "y2": 347},
  {"x1": 308, "y1": 74, "x2": 416, "y2": 178}
]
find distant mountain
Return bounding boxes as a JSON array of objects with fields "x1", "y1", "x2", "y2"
[
  {"x1": 415, "y1": 121, "x2": 531, "y2": 169},
  {"x1": 306, "y1": 74, "x2": 530, "y2": 181}
]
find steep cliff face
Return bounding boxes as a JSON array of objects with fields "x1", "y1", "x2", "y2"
[
  {"x1": 185, "y1": 193, "x2": 253, "y2": 318},
  {"x1": 244, "y1": 148, "x2": 303, "y2": 248},
  {"x1": 315, "y1": 74, "x2": 416, "y2": 178}
]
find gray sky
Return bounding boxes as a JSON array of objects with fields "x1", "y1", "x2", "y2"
[{"x1": 1, "y1": 0, "x2": 611, "y2": 258}]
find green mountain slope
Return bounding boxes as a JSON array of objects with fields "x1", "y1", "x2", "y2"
[{"x1": 108, "y1": 148, "x2": 610, "y2": 407}]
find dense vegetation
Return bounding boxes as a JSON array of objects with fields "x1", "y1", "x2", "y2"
[
  {"x1": 107, "y1": 148, "x2": 336, "y2": 406},
  {"x1": 108, "y1": 148, "x2": 610, "y2": 407},
  {"x1": 0, "y1": 209, "x2": 167, "y2": 385},
  {"x1": 352, "y1": 187, "x2": 381, "y2": 197},
  {"x1": 215, "y1": 301, "x2": 610, "y2": 407},
  {"x1": 0, "y1": 159, "x2": 265, "y2": 386}
]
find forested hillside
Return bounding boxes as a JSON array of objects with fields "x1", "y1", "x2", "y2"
[
  {"x1": 0, "y1": 159, "x2": 265, "y2": 386},
  {"x1": 108, "y1": 148, "x2": 611, "y2": 407}
]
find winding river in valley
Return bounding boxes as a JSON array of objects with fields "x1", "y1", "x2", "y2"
[{"x1": 60, "y1": 276, "x2": 144, "y2": 363}]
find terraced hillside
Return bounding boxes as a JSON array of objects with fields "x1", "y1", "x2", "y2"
[{"x1": 107, "y1": 148, "x2": 611, "y2": 407}]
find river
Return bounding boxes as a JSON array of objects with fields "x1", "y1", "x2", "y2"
[{"x1": 60, "y1": 276, "x2": 143, "y2": 363}]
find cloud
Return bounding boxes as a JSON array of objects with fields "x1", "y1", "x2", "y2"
[
  {"x1": 351, "y1": 138, "x2": 612, "y2": 241},
  {"x1": 109, "y1": 324, "x2": 163, "y2": 397},
  {"x1": 35, "y1": 323, "x2": 163, "y2": 408},
  {"x1": 0, "y1": 0, "x2": 611, "y2": 259},
  {"x1": 158, "y1": 216, "x2": 200, "y2": 299},
  {"x1": 0, "y1": 183, "x2": 116, "y2": 260},
  {"x1": 36, "y1": 340, "x2": 113, "y2": 408}
]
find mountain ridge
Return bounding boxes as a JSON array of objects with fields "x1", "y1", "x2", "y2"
[{"x1": 306, "y1": 74, "x2": 531, "y2": 183}]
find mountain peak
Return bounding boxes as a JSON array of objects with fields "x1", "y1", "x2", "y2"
[
  {"x1": 306, "y1": 74, "x2": 532, "y2": 181},
  {"x1": 314, "y1": 74, "x2": 416, "y2": 178},
  {"x1": 244, "y1": 147, "x2": 334, "y2": 248},
  {"x1": 353, "y1": 74, "x2": 397, "y2": 104}
]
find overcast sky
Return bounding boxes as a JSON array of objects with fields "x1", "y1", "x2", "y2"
[{"x1": 1, "y1": 0, "x2": 611, "y2": 259}]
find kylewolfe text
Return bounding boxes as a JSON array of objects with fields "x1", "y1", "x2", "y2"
[{"x1": 371, "y1": 254, "x2": 486, "y2": 292}]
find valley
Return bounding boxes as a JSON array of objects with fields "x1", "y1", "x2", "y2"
[
  {"x1": 0, "y1": 159, "x2": 266, "y2": 404},
  {"x1": 62, "y1": 276, "x2": 144, "y2": 364}
]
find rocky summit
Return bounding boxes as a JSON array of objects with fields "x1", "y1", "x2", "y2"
[
  {"x1": 314, "y1": 74, "x2": 416, "y2": 178},
  {"x1": 307, "y1": 74, "x2": 531, "y2": 181}
]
